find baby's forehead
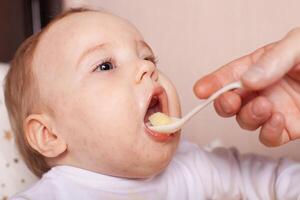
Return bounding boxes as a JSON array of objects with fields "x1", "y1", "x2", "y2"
[
  {"x1": 40, "y1": 11, "x2": 142, "y2": 50},
  {"x1": 49, "y1": 12, "x2": 138, "y2": 38},
  {"x1": 33, "y1": 11, "x2": 143, "y2": 72}
]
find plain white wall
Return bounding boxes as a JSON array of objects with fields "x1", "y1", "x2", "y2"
[{"x1": 64, "y1": 0, "x2": 300, "y2": 159}]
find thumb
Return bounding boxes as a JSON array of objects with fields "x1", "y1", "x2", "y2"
[{"x1": 242, "y1": 28, "x2": 300, "y2": 90}]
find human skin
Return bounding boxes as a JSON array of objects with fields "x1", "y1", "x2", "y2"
[
  {"x1": 24, "y1": 11, "x2": 181, "y2": 179},
  {"x1": 194, "y1": 28, "x2": 300, "y2": 147}
]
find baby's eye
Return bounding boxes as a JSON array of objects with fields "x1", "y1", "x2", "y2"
[{"x1": 94, "y1": 62, "x2": 115, "y2": 72}]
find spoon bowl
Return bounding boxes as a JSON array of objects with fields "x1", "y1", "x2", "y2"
[{"x1": 146, "y1": 81, "x2": 243, "y2": 134}]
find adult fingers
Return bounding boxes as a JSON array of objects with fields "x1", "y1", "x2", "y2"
[
  {"x1": 194, "y1": 42, "x2": 271, "y2": 99},
  {"x1": 214, "y1": 89, "x2": 259, "y2": 117},
  {"x1": 213, "y1": 91, "x2": 242, "y2": 117},
  {"x1": 193, "y1": 55, "x2": 251, "y2": 99},
  {"x1": 259, "y1": 112, "x2": 288, "y2": 147},
  {"x1": 236, "y1": 96, "x2": 273, "y2": 130},
  {"x1": 242, "y1": 28, "x2": 300, "y2": 90}
]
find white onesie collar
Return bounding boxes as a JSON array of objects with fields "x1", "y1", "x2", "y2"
[{"x1": 45, "y1": 165, "x2": 161, "y2": 191}]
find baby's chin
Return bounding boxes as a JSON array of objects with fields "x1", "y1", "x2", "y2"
[
  {"x1": 105, "y1": 133, "x2": 180, "y2": 179},
  {"x1": 135, "y1": 131, "x2": 181, "y2": 178}
]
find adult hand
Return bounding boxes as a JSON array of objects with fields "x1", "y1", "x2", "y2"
[{"x1": 193, "y1": 28, "x2": 300, "y2": 147}]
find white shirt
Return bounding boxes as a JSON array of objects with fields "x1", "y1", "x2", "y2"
[{"x1": 11, "y1": 140, "x2": 300, "y2": 200}]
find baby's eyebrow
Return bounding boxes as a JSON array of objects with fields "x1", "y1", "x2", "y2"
[{"x1": 77, "y1": 43, "x2": 109, "y2": 67}]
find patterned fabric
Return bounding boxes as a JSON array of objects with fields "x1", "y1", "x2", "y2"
[{"x1": 0, "y1": 63, "x2": 37, "y2": 199}]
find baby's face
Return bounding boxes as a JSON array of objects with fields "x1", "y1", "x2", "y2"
[{"x1": 33, "y1": 11, "x2": 181, "y2": 178}]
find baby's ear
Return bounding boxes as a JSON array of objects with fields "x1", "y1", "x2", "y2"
[{"x1": 23, "y1": 114, "x2": 67, "y2": 158}]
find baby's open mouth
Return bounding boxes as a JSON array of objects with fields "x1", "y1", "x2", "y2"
[
  {"x1": 143, "y1": 86, "x2": 176, "y2": 141},
  {"x1": 144, "y1": 96, "x2": 161, "y2": 123},
  {"x1": 144, "y1": 86, "x2": 169, "y2": 125}
]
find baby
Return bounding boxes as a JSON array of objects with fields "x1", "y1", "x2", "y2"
[{"x1": 5, "y1": 8, "x2": 300, "y2": 200}]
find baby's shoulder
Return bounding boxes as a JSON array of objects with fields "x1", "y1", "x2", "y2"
[{"x1": 10, "y1": 171, "x2": 63, "y2": 200}]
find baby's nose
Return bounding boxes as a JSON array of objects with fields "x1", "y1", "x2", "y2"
[{"x1": 135, "y1": 60, "x2": 158, "y2": 83}]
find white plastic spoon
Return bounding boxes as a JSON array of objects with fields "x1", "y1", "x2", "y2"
[{"x1": 146, "y1": 81, "x2": 243, "y2": 133}]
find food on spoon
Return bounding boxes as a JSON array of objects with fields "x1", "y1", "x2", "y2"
[{"x1": 148, "y1": 112, "x2": 172, "y2": 126}]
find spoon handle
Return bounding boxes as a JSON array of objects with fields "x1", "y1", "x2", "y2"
[{"x1": 182, "y1": 81, "x2": 243, "y2": 122}]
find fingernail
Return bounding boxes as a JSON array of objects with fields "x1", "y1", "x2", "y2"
[{"x1": 243, "y1": 67, "x2": 265, "y2": 84}]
